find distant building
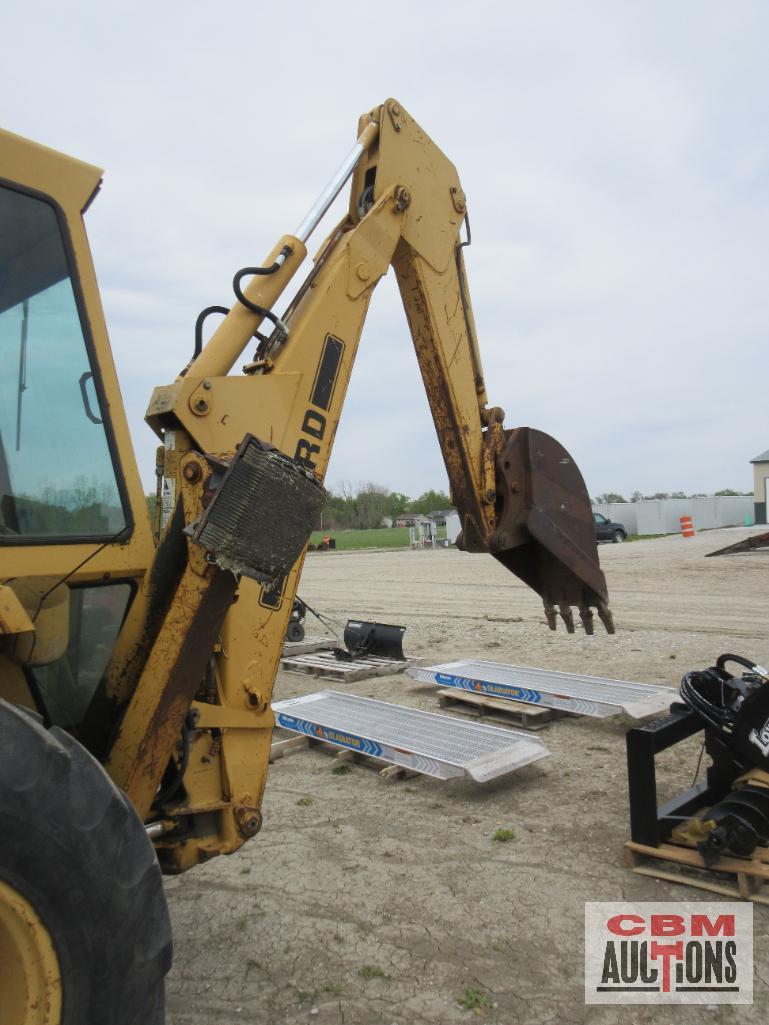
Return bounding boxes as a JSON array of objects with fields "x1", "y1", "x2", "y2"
[
  {"x1": 393, "y1": 513, "x2": 431, "y2": 528},
  {"x1": 426, "y1": 508, "x2": 456, "y2": 525},
  {"x1": 445, "y1": 511, "x2": 461, "y2": 544},
  {"x1": 751, "y1": 449, "x2": 769, "y2": 524}
]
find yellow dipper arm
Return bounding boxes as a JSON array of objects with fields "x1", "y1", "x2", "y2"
[
  {"x1": 161, "y1": 99, "x2": 610, "y2": 630},
  {"x1": 104, "y1": 100, "x2": 610, "y2": 865}
]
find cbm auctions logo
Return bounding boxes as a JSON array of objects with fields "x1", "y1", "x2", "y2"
[{"x1": 585, "y1": 902, "x2": 752, "y2": 1004}]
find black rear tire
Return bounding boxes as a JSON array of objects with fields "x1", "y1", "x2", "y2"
[{"x1": 0, "y1": 700, "x2": 172, "y2": 1025}]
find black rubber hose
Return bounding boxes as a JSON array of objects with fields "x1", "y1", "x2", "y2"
[
  {"x1": 231, "y1": 244, "x2": 293, "y2": 335},
  {"x1": 193, "y1": 305, "x2": 230, "y2": 359},
  {"x1": 716, "y1": 653, "x2": 760, "y2": 674},
  {"x1": 680, "y1": 668, "x2": 733, "y2": 731},
  {"x1": 231, "y1": 274, "x2": 283, "y2": 324}
]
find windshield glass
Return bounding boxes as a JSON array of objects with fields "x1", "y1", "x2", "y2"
[
  {"x1": 0, "y1": 185, "x2": 126, "y2": 538},
  {"x1": 33, "y1": 582, "x2": 131, "y2": 728}
]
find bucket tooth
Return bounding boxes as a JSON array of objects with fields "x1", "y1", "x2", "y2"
[
  {"x1": 596, "y1": 601, "x2": 615, "y2": 635},
  {"x1": 558, "y1": 604, "x2": 575, "y2": 634},
  {"x1": 578, "y1": 602, "x2": 595, "y2": 636}
]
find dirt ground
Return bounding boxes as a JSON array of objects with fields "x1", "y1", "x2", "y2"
[{"x1": 165, "y1": 528, "x2": 769, "y2": 1025}]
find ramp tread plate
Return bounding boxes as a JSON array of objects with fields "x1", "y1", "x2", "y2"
[
  {"x1": 272, "y1": 690, "x2": 549, "y2": 781},
  {"x1": 408, "y1": 659, "x2": 674, "y2": 719}
]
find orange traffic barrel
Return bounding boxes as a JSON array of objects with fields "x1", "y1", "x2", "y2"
[{"x1": 680, "y1": 515, "x2": 695, "y2": 538}]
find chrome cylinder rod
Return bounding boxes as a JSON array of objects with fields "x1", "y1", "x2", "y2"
[
  {"x1": 293, "y1": 121, "x2": 379, "y2": 243},
  {"x1": 145, "y1": 821, "x2": 174, "y2": 840}
]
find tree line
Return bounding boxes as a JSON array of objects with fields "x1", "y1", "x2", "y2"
[
  {"x1": 320, "y1": 483, "x2": 451, "y2": 530},
  {"x1": 146, "y1": 482, "x2": 452, "y2": 532},
  {"x1": 149, "y1": 480, "x2": 752, "y2": 535},
  {"x1": 594, "y1": 489, "x2": 753, "y2": 504}
]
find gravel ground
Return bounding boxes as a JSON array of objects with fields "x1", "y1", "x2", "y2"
[{"x1": 166, "y1": 528, "x2": 769, "y2": 1024}]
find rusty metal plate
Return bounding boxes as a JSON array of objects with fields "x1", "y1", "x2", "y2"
[{"x1": 187, "y1": 434, "x2": 324, "y2": 582}]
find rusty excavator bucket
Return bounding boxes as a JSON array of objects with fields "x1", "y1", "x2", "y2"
[{"x1": 473, "y1": 427, "x2": 613, "y2": 635}]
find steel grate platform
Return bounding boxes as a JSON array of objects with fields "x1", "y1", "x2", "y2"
[
  {"x1": 407, "y1": 659, "x2": 675, "y2": 719},
  {"x1": 272, "y1": 690, "x2": 549, "y2": 782}
]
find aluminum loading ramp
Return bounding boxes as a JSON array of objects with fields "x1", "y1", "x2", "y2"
[
  {"x1": 272, "y1": 691, "x2": 549, "y2": 782},
  {"x1": 408, "y1": 660, "x2": 674, "y2": 719}
]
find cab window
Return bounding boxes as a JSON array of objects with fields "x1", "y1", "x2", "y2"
[
  {"x1": 0, "y1": 185, "x2": 126, "y2": 539},
  {"x1": 32, "y1": 583, "x2": 131, "y2": 728}
]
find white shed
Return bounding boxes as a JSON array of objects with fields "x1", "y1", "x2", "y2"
[{"x1": 445, "y1": 512, "x2": 461, "y2": 544}]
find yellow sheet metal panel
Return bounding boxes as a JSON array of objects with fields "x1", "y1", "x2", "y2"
[
  {"x1": 2, "y1": 578, "x2": 69, "y2": 667},
  {"x1": 0, "y1": 659, "x2": 38, "y2": 711},
  {"x1": 353, "y1": 99, "x2": 463, "y2": 274},
  {"x1": 0, "y1": 127, "x2": 102, "y2": 213},
  {"x1": 0, "y1": 584, "x2": 34, "y2": 636}
]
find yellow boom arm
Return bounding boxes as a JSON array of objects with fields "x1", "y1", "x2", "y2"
[{"x1": 92, "y1": 100, "x2": 611, "y2": 869}]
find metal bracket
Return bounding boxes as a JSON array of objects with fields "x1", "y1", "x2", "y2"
[
  {"x1": 387, "y1": 99, "x2": 403, "y2": 133},
  {"x1": 626, "y1": 708, "x2": 730, "y2": 846},
  {"x1": 188, "y1": 379, "x2": 213, "y2": 417},
  {"x1": 450, "y1": 185, "x2": 467, "y2": 214}
]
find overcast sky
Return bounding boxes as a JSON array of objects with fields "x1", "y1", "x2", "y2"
[{"x1": 5, "y1": 2, "x2": 768, "y2": 500}]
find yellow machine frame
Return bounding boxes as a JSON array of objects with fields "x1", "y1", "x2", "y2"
[{"x1": 0, "y1": 100, "x2": 610, "y2": 874}]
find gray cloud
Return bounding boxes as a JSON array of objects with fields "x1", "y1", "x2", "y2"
[{"x1": 5, "y1": 0, "x2": 768, "y2": 499}]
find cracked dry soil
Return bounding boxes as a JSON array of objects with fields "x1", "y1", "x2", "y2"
[{"x1": 166, "y1": 529, "x2": 768, "y2": 1025}]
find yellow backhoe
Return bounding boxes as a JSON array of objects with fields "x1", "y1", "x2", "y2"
[{"x1": 0, "y1": 99, "x2": 611, "y2": 1023}]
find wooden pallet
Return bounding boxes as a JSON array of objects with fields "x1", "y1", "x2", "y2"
[
  {"x1": 435, "y1": 687, "x2": 561, "y2": 730},
  {"x1": 624, "y1": 839, "x2": 769, "y2": 904},
  {"x1": 268, "y1": 733, "x2": 419, "y2": 781},
  {"x1": 279, "y1": 649, "x2": 412, "y2": 682},
  {"x1": 281, "y1": 635, "x2": 335, "y2": 657}
]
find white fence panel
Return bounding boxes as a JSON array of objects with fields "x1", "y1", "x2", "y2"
[
  {"x1": 701, "y1": 496, "x2": 754, "y2": 528},
  {"x1": 594, "y1": 498, "x2": 754, "y2": 536},
  {"x1": 636, "y1": 500, "x2": 682, "y2": 535}
]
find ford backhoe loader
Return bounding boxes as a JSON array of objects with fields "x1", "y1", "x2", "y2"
[{"x1": 0, "y1": 100, "x2": 611, "y2": 1023}]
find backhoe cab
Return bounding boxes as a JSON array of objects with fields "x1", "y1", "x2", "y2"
[{"x1": 0, "y1": 100, "x2": 611, "y2": 1023}]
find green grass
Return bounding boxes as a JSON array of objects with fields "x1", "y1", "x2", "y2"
[
  {"x1": 310, "y1": 527, "x2": 411, "y2": 550},
  {"x1": 358, "y1": 965, "x2": 390, "y2": 980},
  {"x1": 458, "y1": 987, "x2": 488, "y2": 1011},
  {"x1": 331, "y1": 763, "x2": 351, "y2": 776},
  {"x1": 492, "y1": 828, "x2": 516, "y2": 843}
]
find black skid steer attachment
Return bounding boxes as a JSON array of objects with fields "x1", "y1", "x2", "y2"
[{"x1": 338, "y1": 621, "x2": 407, "y2": 661}]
